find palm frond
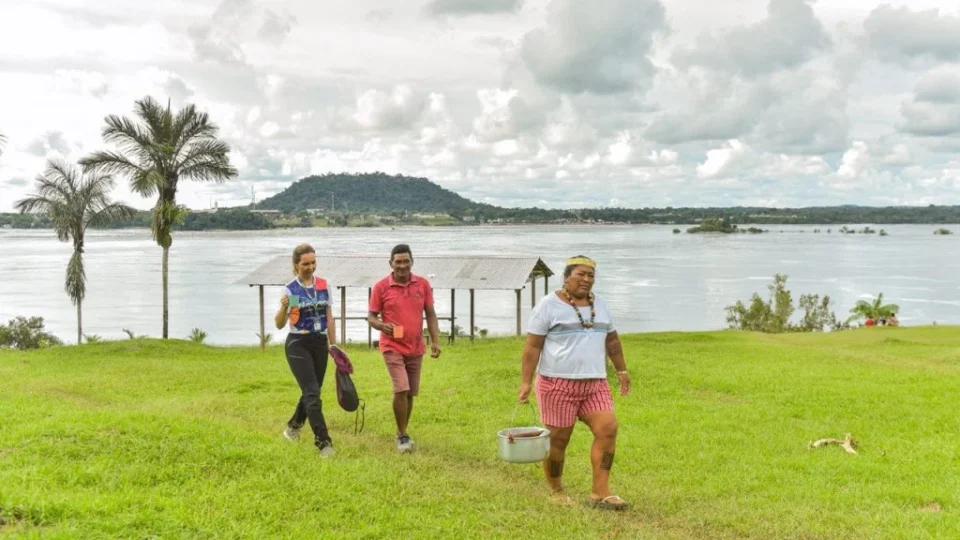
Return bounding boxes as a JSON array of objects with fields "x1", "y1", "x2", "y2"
[
  {"x1": 101, "y1": 115, "x2": 156, "y2": 162},
  {"x1": 14, "y1": 194, "x2": 58, "y2": 215},
  {"x1": 87, "y1": 202, "x2": 137, "y2": 228},
  {"x1": 80, "y1": 150, "x2": 146, "y2": 178},
  {"x1": 65, "y1": 249, "x2": 86, "y2": 305},
  {"x1": 134, "y1": 97, "x2": 171, "y2": 147},
  {"x1": 131, "y1": 168, "x2": 166, "y2": 196},
  {"x1": 172, "y1": 106, "x2": 218, "y2": 155}
]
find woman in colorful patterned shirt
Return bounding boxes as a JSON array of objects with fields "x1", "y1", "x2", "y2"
[
  {"x1": 518, "y1": 255, "x2": 631, "y2": 510},
  {"x1": 274, "y1": 243, "x2": 338, "y2": 457}
]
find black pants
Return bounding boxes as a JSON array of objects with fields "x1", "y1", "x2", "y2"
[{"x1": 284, "y1": 333, "x2": 330, "y2": 444}]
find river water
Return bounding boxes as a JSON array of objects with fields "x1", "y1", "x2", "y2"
[{"x1": 1, "y1": 224, "x2": 956, "y2": 345}]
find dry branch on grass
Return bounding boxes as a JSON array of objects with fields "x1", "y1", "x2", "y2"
[{"x1": 808, "y1": 433, "x2": 858, "y2": 454}]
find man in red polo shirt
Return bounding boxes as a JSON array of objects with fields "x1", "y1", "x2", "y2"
[{"x1": 368, "y1": 244, "x2": 441, "y2": 453}]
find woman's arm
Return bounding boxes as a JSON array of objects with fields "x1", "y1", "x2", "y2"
[
  {"x1": 274, "y1": 295, "x2": 289, "y2": 330},
  {"x1": 518, "y1": 334, "x2": 545, "y2": 402},
  {"x1": 606, "y1": 331, "x2": 631, "y2": 396},
  {"x1": 326, "y1": 304, "x2": 337, "y2": 345}
]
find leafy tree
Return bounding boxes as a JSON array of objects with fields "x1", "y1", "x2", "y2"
[
  {"x1": 0, "y1": 317, "x2": 62, "y2": 350},
  {"x1": 80, "y1": 97, "x2": 237, "y2": 338},
  {"x1": 687, "y1": 217, "x2": 740, "y2": 234},
  {"x1": 15, "y1": 160, "x2": 135, "y2": 343},
  {"x1": 847, "y1": 293, "x2": 900, "y2": 324},
  {"x1": 726, "y1": 274, "x2": 844, "y2": 333}
]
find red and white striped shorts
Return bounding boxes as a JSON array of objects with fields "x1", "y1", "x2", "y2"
[{"x1": 535, "y1": 375, "x2": 614, "y2": 428}]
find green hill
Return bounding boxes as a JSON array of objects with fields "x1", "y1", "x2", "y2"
[
  {"x1": 256, "y1": 172, "x2": 492, "y2": 214},
  {"x1": 2, "y1": 328, "x2": 959, "y2": 537}
]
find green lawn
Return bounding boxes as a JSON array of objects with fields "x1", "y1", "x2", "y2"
[{"x1": 1, "y1": 328, "x2": 958, "y2": 539}]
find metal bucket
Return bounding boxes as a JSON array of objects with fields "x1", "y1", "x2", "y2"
[{"x1": 497, "y1": 427, "x2": 551, "y2": 463}]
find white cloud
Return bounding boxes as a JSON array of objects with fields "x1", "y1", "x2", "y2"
[
  {"x1": 518, "y1": 0, "x2": 666, "y2": 94},
  {"x1": 4, "y1": 0, "x2": 960, "y2": 210}
]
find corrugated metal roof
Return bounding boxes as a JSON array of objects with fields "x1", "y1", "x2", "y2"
[{"x1": 236, "y1": 255, "x2": 554, "y2": 290}]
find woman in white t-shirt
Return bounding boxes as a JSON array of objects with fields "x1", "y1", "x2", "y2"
[{"x1": 518, "y1": 255, "x2": 631, "y2": 511}]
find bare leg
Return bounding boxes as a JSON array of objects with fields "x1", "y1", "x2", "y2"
[
  {"x1": 582, "y1": 411, "x2": 620, "y2": 501},
  {"x1": 542, "y1": 424, "x2": 574, "y2": 493},
  {"x1": 393, "y1": 390, "x2": 410, "y2": 435},
  {"x1": 406, "y1": 394, "x2": 414, "y2": 427}
]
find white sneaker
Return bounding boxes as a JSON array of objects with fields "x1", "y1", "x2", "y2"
[
  {"x1": 283, "y1": 426, "x2": 301, "y2": 442},
  {"x1": 317, "y1": 439, "x2": 335, "y2": 458},
  {"x1": 396, "y1": 434, "x2": 415, "y2": 453}
]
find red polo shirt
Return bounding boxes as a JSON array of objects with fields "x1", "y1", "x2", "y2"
[{"x1": 369, "y1": 273, "x2": 434, "y2": 355}]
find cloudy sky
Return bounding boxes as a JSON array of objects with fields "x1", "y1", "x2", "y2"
[{"x1": 2, "y1": 0, "x2": 960, "y2": 212}]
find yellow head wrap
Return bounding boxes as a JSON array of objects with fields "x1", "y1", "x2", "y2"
[{"x1": 565, "y1": 256, "x2": 596, "y2": 269}]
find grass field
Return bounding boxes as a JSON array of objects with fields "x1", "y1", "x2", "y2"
[{"x1": 1, "y1": 327, "x2": 958, "y2": 539}]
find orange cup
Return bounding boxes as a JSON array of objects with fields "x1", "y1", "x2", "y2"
[{"x1": 393, "y1": 325, "x2": 404, "y2": 339}]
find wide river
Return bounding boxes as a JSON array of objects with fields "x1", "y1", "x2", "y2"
[{"x1": 0, "y1": 224, "x2": 956, "y2": 345}]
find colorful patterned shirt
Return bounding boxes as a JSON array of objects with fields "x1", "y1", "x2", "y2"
[{"x1": 283, "y1": 276, "x2": 335, "y2": 335}]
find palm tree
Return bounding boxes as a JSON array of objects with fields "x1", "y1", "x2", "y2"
[
  {"x1": 15, "y1": 160, "x2": 136, "y2": 344},
  {"x1": 80, "y1": 97, "x2": 237, "y2": 338},
  {"x1": 847, "y1": 293, "x2": 900, "y2": 324},
  {"x1": 0, "y1": 132, "x2": 7, "y2": 156}
]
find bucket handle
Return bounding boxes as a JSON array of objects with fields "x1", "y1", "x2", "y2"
[
  {"x1": 507, "y1": 401, "x2": 543, "y2": 444},
  {"x1": 510, "y1": 398, "x2": 540, "y2": 427}
]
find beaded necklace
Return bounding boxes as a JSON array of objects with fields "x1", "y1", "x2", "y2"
[{"x1": 560, "y1": 288, "x2": 595, "y2": 328}]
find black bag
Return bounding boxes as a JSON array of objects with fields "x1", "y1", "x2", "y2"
[
  {"x1": 336, "y1": 370, "x2": 360, "y2": 412},
  {"x1": 335, "y1": 370, "x2": 365, "y2": 434}
]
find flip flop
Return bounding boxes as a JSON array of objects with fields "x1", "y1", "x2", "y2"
[{"x1": 588, "y1": 495, "x2": 630, "y2": 511}]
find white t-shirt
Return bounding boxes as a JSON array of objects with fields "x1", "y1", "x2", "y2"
[{"x1": 526, "y1": 293, "x2": 616, "y2": 379}]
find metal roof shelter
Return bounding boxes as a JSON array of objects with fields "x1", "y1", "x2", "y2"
[{"x1": 237, "y1": 255, "x2": 555, "y2": 349}]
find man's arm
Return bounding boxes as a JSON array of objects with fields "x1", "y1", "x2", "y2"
[
  {"x1": 367, "y1": 311, "x2": 394, "y2": 336},
  {"x1": 424, "y1": 304, "x2": 440, "y2": 345}
]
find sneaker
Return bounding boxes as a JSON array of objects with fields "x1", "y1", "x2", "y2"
[
  {"x1": 395, "y1": 434, "x2": 415, "y2": 453},
  {"x1": 282, "y1": 425, "x2": 301, "y2": 442},
  {"x1": 316, "y1": 439, "x2": 335, "y2": 458}
]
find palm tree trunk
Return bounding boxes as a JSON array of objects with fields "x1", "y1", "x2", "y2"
[
  {"x1": 77, "y1": 298, "x2": 82, "y2": 344},
  {"x1": 162, "y1": 246, "x2": 169, "y2": 339}
]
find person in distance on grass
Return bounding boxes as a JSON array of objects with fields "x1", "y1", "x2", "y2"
[
  {"x1": 367, "y1": 244, "x2": 441, "y2": 454},
  {"x1": 518, "y1": 255, "x2": 631, "y2": 511},
  {"x1": 275, "y1": 243, "x2": 338, "y2": 458}
]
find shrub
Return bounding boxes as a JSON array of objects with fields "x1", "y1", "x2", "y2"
[
  {"x1": 0, "y1": 317, "x2": 63, "y2": 350},
  {"x1": 725, "y1": 275, "x2": 846, "y2": 333},
  {"x1": 188, "y1": 328, "x2": 208, "y2": 344}
]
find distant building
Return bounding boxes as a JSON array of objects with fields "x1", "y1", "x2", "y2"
[{"x1": 250, "y1": 209, "x2": 281, "y2": 215}]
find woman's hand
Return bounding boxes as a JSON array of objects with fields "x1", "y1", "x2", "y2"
[
  {"x1": 280, "y1": 295, "x2": 289, "y2": 310},
  {"x1": 617, "y1": 372, "x2": 631, "y2": 396},
  {"x1": 518, "y1": 382, "x2": 532, "y2": 404}
]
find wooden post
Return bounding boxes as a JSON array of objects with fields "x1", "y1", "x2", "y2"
[
  {"x1": 340, "y1": 286, "x2": 346, "y2": 344},
  {"x1": 544, "y1": 275, "x2": 549, "y2": 295},
  {"x1": 530, "y1": 276, "x2": 536, "y2": 307},
  {"x1": 258, "y1": 285, "x2": 265, "y2": 352},
  {"x1": 450, "y1": 289, "x2": 456, "y2": 343},
  {"x1": 367, "y1": 287, "x2": 372, "y2": 348},
  {"x1": 469, "y1": 289, "x2": 475, "y2": 341},
  {"x1": 515, "y1": 289, "x2": 522, "y2": 336}
]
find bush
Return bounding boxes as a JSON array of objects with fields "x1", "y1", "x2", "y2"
[
  {"x1": 725, "y1": 274, "x2": 846, "y2": 333},
  {"x1": 188, "y1": 328, "x2": 208, "y2": 344},
  {"x1": 0, "y1": 317, "x2": 63, "y2": 350}
]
